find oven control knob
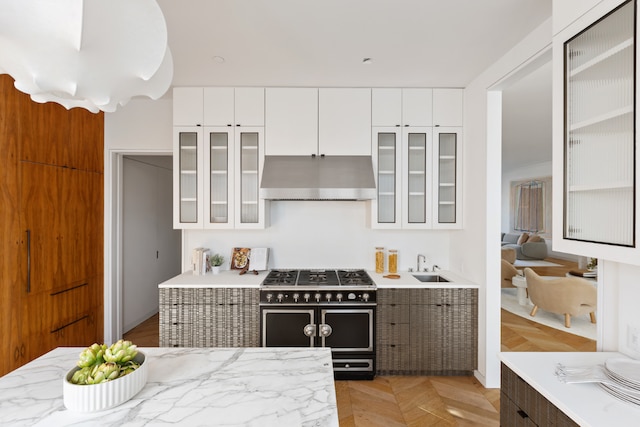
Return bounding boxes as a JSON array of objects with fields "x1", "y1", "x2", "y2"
[
  {"x1": 336, "y1": 293, "x2": 343, "y2": 302},
  {"x1": 314, "y1": 293, "x2": 322, "y2": 302},
  {"x1": 304, "y1": 293, "x2": 311, "y2": 302},
  {"x1": 293, "y1": 293, "x2": 300, "y2": 303},
  {"x1": 277, "y1": 293, "x2": 284, "y2": 303},
  {"x1": 347, "y1": 293, "x2": 356, "y2": 300},
  {"x1": 266, "y1": 293, "x2": 273, "y2": 303},
  {"x1": 362, "y1": 292, "x2": 370, "y2": 302},
  {"x1": 325, "y1": 293, "x2": 332, "y2": 302}
]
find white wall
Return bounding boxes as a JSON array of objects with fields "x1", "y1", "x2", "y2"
[
  {"x1": 183, "y1": 201, "x2": 451, "y2": 272},
  {"x1": 458, "y1": 18, "x2": 553, "y2": 388}
]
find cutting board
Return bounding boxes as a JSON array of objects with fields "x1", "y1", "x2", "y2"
[{"x1": 249, "y1": 247, "x2": 269, "y2": 271}]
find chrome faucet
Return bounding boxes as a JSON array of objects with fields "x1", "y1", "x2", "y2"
[{"x1": 417, "y1": 254, "x2": 427, "y2": 272}]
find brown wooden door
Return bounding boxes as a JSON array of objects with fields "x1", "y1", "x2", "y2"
[{"x1": 0, "y1": 75, "x2": 27, "y2": 375}]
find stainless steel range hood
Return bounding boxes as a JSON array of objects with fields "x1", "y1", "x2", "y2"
[{"x1": 260, "y1": 155, "x2": 376, "y2": 200}]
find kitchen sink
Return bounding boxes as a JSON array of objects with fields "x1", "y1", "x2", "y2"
[{"x1": 412, "y1": 274, "x2": 449, "y2": 283}]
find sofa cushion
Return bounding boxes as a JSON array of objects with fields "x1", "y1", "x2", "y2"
[
  {"x1": 527, "y1": 234, "x2": 542, "y2": 243},
  {"x1": 517, "y1": 233, "x2": 529, "y2": 245},
  {"x1": 502, "y1": 233, "x2": 520, "y2": 244}
]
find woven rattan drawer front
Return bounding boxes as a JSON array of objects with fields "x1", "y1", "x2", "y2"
[
  {"x1": 376, "y1": 343, "x2": 411, "y2": 375},
  {"x1": 378, "y1": 288, "x2": 411, "y2": 305},
  {"x1": 501, "y1": 364, "x2": 579, "y2": 427}
]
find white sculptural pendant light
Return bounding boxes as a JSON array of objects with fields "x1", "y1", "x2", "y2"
[{"x1": 0, "y1": 0, "x2": 173, "y2": 113}]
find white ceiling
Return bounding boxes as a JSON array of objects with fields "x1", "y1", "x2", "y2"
[
  {"x1": 157, "y1": 0, "x2": 552, "y2": 88},
  {"x1": 156, "y1": 0, "x2": 553, "y2": 172}
]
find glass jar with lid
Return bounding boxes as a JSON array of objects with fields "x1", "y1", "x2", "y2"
[
  {"x1": 388, "y1": 249, "x2": 398, "y2": 273},
  {"x1": 375, "y1": 247, "x2": 384, "y2": 273}
]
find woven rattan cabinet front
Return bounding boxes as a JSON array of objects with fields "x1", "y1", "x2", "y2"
[
  {"x1": 160, "y1": 287, "x2": 259, "y2": 347},
  {"x1": 501, "y1": 363, "x2": 579, "y2": 426},
  {"x1": 377, "y1": 288, "x2": 477, "y2": 375}
]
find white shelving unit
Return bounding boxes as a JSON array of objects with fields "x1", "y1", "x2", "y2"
[{"x1": 562, "y1": 0, "x2": 635, "y2": 246}]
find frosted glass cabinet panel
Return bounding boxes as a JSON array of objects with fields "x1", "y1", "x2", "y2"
[
  {"x1": 407, "y1": 133, "x2": 427, "y2": 223},
  {"x1": 235, "y1": 128, "x2": 265, "y2": 228},
  {"x1": 371, "y1": 128, "x2": 402, "y2": 228},
  {"x1": 173, "y1": 127, "x2": 204, "y2": 229},
  {"x1": 402, "y1": 128, "x2": 432, "y2": 228},
  {"x1": 563, "y1": 0, "x2": 635, "y2": 246},
  {"x1": 204, "y1": 128, "x2": 234, "y2": 227},
  {"x1": 434, "y1": 129, "x2": 460, "y2": 225}
]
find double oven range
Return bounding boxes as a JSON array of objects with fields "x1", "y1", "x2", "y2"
[{"x1": 260, "y1": 269, "x2": 376, "y2": 380}]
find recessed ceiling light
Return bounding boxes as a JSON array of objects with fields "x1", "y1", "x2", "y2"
[
  {"x1": 212, "y1": 56, "x2": 225, "y2": 64},
  {"x1": 362, "y1": 58, "x2": 373, "y2": 65}
]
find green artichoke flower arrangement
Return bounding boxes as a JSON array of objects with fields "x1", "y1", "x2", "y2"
[{"x1": 70, "y1": 340, "x2": 141, "y2": 385}]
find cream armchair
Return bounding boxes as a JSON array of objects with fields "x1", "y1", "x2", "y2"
[
  {"x1": 524, "y1": 268, "x2": 597, "y2": 328},
  {"x1": 501, "y1": 259, "x2": 520, "y2": 288}
]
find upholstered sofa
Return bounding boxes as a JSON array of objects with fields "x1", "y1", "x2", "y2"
[{"x1": 501, "y1": 232, "x2": 548, "y2": 260}]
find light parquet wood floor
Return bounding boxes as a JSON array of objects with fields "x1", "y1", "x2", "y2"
[{"x1": 123, "y1": 258, "x2": 594, "y2": 426}]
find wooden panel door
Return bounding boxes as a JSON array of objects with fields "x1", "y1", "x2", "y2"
[
  {"x1": 68, "y1": 108, "x2": 104, "y2": 173},
  {"x1": 20, "y1": 163, "x2": 68, "y2": 294},
  {"x1": 18, "y1": 97, "x2": 70, "y2": 168},
  {"x1": 0, "y1": 75, "x2": 27, "y2": 376}
]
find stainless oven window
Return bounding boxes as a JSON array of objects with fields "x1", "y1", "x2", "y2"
[
  {"x1": 261, "y1": 308, "x2": 315, "y2": 347},
  {"x1": 321, "y1": 308, "x2": 374, "y2": 352}
]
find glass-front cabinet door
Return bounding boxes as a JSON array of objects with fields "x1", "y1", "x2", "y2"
[
  {"x1": 204, "y1": 127, "x2": 234, "y2": 229},
  {"x1": 173, "y1": 127, "x2": 203, "y2": 229},
  {"x1": 402, "y1": 128, "x2": 432, "y2": 229},
  {"x1": 433, "y1": 127, "x2": 462, "y2": 228},
  {"x1": 555, "y1": 0, "x2": 636, "y2": 256},
  {"x1": 371, "y1": 128, "x2": 402, "y2": 228},
  {"x1": 235, "y1": 128, "x2": 266, "y2": 228}
]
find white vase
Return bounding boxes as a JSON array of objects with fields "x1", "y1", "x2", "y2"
[{"x1": 211, "y1": 266, "x2": 221, "y2": 275}]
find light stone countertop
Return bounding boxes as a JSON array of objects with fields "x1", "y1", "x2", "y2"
[
  {"x1": 158, "y1": 269, "x2": 479, "y2": 289},
  {"x1": 0, "y1": 347, "x2": 338, "y2": 427},
  {"x1": 500, "y1": 351, "x2": 640, "y2": 426},
  {"x1": 369, "y1": 270, "x2": 479, "y2": 288},
  {"x1": 158, "y1": 270, "x2": 265, "y2": 288}
]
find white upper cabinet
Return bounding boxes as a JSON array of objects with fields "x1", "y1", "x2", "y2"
[
  {"x1": 552, "y1": 0, "x2": 638, "y2": 263},
  {"x1": 203, "y1": 87, "x2": 264, "y2": 127},
  {"x1": 371, "y1": 88, "x2": 433, "y2": 127},
  {"x1": 402, "y1": 89, "x2": 433, "y2": 127},
  {"x1": 203, "y1": 87, "x2": 234, "y2": 126},
  {"x1": 318, "y1": 88, "x2": 372, "y2": 155},
  {"x1": 265, "y1": 88, "x2": 318, "y2": 155},
  {"x1": 372, "y1": 89, "x2": 402, "y2": 127},
  {"x1": 234, "y1": 88, "x2": 265, "y2": 127},
  {"x1": 173, "y1": 88, "x2": 204, "y2": 127},
  {"x1": 173, "y1": 87, "x2": 267, "y2": 230},
  {"x1": 433, "y1": 89, "x2": 463, "y2": 127}
]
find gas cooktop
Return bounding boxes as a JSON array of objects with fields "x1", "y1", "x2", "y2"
[{"x1": 261, "y1": 269, "x2": 375, "y2": 289}]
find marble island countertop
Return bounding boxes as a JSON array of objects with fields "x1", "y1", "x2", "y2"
[
  {"x1": 0, "y1": 347, "x2": 338, "y2": 426},
  {"x1": 159, "y1": 269, "x2": 479, "y2": 289}
]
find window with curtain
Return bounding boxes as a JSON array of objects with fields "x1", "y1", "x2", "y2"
[{"x1": 514, "y1": 180, "x2": 545, "y2": 233}]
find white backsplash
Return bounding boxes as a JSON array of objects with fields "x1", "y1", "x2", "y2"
[{"x1": 182, "y1": 200, "x2": 451, "y2": 272}]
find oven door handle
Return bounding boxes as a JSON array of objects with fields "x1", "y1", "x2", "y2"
[
  {"x1": 319, "y1": 323, "x2": 332, "y2": 338},
  {"x1": 303, "y1": 324, "x2": 317, "y2": 337}
]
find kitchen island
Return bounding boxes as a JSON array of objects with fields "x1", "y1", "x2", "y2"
[{"x1": 0, "y1": 347, "x2": 338, "y2": 426}]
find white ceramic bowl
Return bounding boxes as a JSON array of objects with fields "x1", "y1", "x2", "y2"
[{"x1": 63, "y1": 352, "x2": 148, "y2": 412}]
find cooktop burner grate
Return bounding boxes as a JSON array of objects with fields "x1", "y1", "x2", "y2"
[{"x1": 262, "y1": 269, "x2": 374, "y2": 288}]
